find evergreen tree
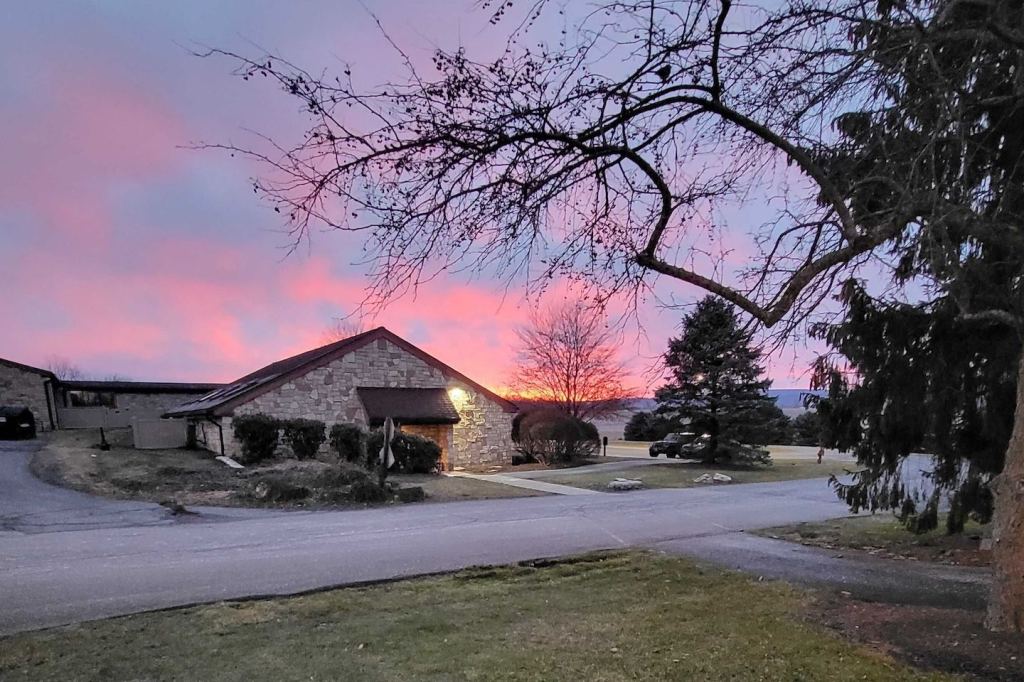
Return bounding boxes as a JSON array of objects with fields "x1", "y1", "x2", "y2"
[
  {"x1": 812, "y1": 283, "x2": 1018, "y2": 533},
  {"x1": 623, "y1": 410, "x2": 675, "y2": 442},
  {"x1": 810, "y1": 0, "x2": 1024, "y2": 630},
  {"x1": 791, "y1": 411, "x2": 824, "y2": 447},
  {"x1": 655, "y1": 296, "x2": 777, "y2": 465}
]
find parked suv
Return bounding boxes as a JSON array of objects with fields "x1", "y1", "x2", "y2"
[
  {"x1": 648, "y1": 431, "x2": 708, "y2": 458},
  {"x1": 0, "y1": 406, "x2": 36, "y2": 440}
]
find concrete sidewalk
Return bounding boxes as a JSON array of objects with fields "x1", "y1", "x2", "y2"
[
  {"x1": 447, "y1": 471, "x2": 601, "y2": 495},
  {"x1": 502, "y1": 457, "x2": 688, "y2": 480}
]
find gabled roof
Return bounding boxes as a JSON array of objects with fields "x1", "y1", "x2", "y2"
[
  {"x1": 61, "y1": 380, "x2": 224, "y2": 394},
  {"x1": 0, "y1": 357, "x2": 56, "y2": 380},
  {"x1": 164, "y1": 327, "x2": 517, "y2": 418},
  {"x1": 357, "y1": 387, "x2": 461, "y2": 426}
]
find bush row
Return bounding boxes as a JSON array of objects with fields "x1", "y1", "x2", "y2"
[{"x1": 232, "y1": 414, "x2": 442, "y2": 473}]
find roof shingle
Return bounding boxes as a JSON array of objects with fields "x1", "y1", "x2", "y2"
[{"x1": 357, "y1": 387, "x2": 461, "y2": 425}]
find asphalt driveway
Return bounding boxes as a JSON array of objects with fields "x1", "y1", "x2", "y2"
[
  {"x1": 0, "y1": 440, "x2": 176, "y2": 534},
  {"x1": 0, "y1": 440, "x2": 278, "y2": 534}
]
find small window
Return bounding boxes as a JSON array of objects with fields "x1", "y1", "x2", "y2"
[{"x1": 67, "y1": 391, "x2": 116, "y2": 407}]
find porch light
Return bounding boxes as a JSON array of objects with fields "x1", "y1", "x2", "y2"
[{"x1": 448, "y1": 387, "x2": 467, "y2": 402}]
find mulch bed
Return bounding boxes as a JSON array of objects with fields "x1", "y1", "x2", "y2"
[{"x1": 810, "y1": 592, "x2": 1024, "y2": 681}]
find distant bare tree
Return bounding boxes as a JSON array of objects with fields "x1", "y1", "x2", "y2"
[
  {"x1": 321, "y1": 318, "x2": 366, "y2": 343},
  {"x1": 45, "y1": 356, "x2": 83, "y2": 381},
  {"x1": 512, "y1": 303, "x2": 630, "y2": 420}
]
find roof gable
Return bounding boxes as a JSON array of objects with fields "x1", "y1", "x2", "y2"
[
  {"x1": 0, "y1": 357, "x2": 56, "y2": 379},
  {"x1": 164, "y1": 327, "x2": 516, "y2": 417}
]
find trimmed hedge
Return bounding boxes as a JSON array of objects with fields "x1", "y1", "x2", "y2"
[
  {"x1": 513, "y1": 409, "x2": 599, "y2": 465},
  {"x1": 281, "y1": 418, "x2": 327, "y2": 459},
  {"x1": 232, "y1": 414, "x2": 280, "y2": 464},
  {"x1": 367, "y1": 430, "x2": 442, "y2": 474},
  {"x1": 329, "y1": 423, "x2": 367, "y2": 464}
]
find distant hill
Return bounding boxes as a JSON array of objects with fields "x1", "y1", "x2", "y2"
[
  {"x1": 621, "y1": 390, "x2": 823, "y2": 412},
  {"x1": 767, "y1": 388, "x2": 826, "y2": 409}
]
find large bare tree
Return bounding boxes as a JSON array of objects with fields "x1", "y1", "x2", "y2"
[
  {"x1": 511, "y1": 303, "x2": 630, "y2": 419},
  {"x1": 207, "y1": 0, "x2": 1024, "y2": 630}
]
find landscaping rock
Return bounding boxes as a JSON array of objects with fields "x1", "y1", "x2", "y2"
[
  {"x1": 693, "y1": 473, "x2": 733, "y2": 484},
  {"x1": 607, "y1": 478, "x2": 644, "y2": 491}
]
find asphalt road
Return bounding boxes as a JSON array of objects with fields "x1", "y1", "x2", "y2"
[{"x1": 0, "y1": 440, "x2": 985, "y2": 636}]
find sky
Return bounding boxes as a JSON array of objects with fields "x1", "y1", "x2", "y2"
[{"x1": 0, "y1": 0, "x2": 820, "y2": 394}]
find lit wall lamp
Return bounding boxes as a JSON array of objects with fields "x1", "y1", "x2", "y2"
[{"x1": 448, "y1": 387, "x2": 467, "y2": 402}]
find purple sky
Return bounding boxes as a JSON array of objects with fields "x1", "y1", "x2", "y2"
[{"x1": 0, "y1": 1, "x2": 821, "y2": 393}]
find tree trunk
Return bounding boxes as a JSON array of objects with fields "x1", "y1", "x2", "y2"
[
  {"x1": 986, "y1": 354, "x2": 1024, "y2": 631},
  {"x1": 703, "y1": 415, "x2": 720, "y2": 464}
]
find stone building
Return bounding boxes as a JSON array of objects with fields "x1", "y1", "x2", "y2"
[
  {"x1": 165, "y1": 327, "x2": 517, "y2": 469},
  {"x1": 0, "y1": 358, "x2": 59, "y2": 431},
  {"x1": 54, "y1": 380, "x2": 223, "y2": 428},
  {"x1": 0, "y1": 356, "x2": 221, "y2": 432}
]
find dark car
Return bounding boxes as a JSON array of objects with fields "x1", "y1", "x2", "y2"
[
  {"x1": 0, "y1": 406, "x2": 36, "y2": 440},
  {"x1": 648, "y1": 431, "x2": 708, "y2": 458}
]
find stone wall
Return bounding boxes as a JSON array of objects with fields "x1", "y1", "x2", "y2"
[
  {"x1": 193, "y1": 416, "x2": 236, "y2": 456},
  {"x1": 55, "y1": 391, "x2": 210, "y2": 430},
  {"x1": 200, "y1": 338, "x2": 516, "y2": 467},
  {"x1": 117, "y1": 392, "x2": 208, "y2": 415},
  {"x1": 234, "y1": 338, "x2": 447, "y2": 424},
  {"x1": 448, "y1": 381, "x2": 514, "y2": 468},
  {"x1": 0, "y1": 363, "x2": 54, "y2": 431}
]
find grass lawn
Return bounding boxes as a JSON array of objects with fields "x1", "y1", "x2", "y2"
[
  {"x1": 757, "y1": 514, "x2": 992, "y2": 566},
  {"x1": 32, "y1": 429, "x2": 543, "y2": 509},
  {"x1": 400, "y1": 473, "x2": 544, "y2": 502},
  {"x1": 531, "y1": 459, "x2": 854, "y2": 492},
  {"x1": 0, "y1": 552, "x2": 947, "y2": 681}
]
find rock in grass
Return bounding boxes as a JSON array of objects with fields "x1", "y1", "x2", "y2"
[
  {"x1": 694, "y1": 473, "x2": 733, "y2": 484},
  {"x1": 607, "y1": 478, "x2": 644, "y2": 491}
]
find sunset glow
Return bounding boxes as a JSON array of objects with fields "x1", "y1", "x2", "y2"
[{"x1": 0, "y1": 1, "x2": 816, "y2": 393}]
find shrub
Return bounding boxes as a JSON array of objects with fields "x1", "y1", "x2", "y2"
[
  {"x1": 514, "y1": 409, "x2": 599, "y2": 465},
  {"x1": 281, "y1": 418, "x2": 327, "y2": 459},
  {"x1": 251, "y1": 476, "x2": 310, "y2": 502},
  {"x1": 791, "y1": 411, "x2": 823, "y2": 446},
  {"x1": 232, "y1": 414, "x2": 280, "y2": 464},
  {"x1": 329, "y1": 423, "x2": 367, "y2": 464},
  {"x1": 314, "y1": 467, "x2": 373, "y2": 489},
  {"x1": 349, "y1": 477, "x2": 387, "y2": 503},
  {"x1": 715, "y1": 438, "x2": 772, "y2": 467},
  {"x1": 367, "y1": 429, "x2": 442, "y2": 474},
  {"x1": 397, "y1": 486, "x2": 426, "y2": 503}
]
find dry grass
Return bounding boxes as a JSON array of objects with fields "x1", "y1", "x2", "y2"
[
  {"x1": 0, "y1": 552, "x2": 949, "y2": 681},
  {"x1": 396, "y1": 473, "x2": 545, "y2": 501},
  {"x1": 33, "y1": 429, "x2": 544, "y2": 508},
  {"x1": 533, "y1": 459, "x2": 854, "y2": 491},
  {"x1": 757, "y1": 513, "x2": 992, "y2": 566}
]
